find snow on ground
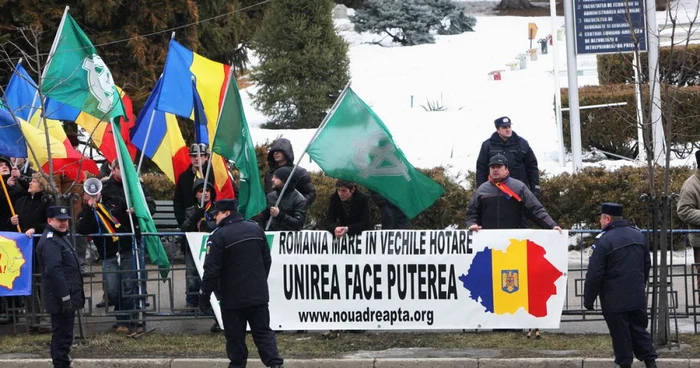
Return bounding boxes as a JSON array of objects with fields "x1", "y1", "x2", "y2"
[
  {"x1": 238, "y1": 4, "x2": 700, "y2": 264},
  {"x1": 242, "y1": 9, "x2": 700, "y2": 184}
]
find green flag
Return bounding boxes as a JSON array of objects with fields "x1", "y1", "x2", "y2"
[
  {"x1": 307, "y1": 87, "x2": 444, "y2": 219},
  {"x1": 211, "y1": 75, "x2": 266, "y2": 219},
  {"x1": 41, "y1": 12, "x2": 125, "y2": 120},
  {"x1": 112, "y1": 120, "x2": 170, "y2": 278}
]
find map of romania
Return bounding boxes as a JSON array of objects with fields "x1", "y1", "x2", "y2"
[
  {"x1": 0, "y1": 235, "x2": 26, "y2": 289},
  {"x1": 459, "y1": 238, "x2": 563, "y2": 317}
]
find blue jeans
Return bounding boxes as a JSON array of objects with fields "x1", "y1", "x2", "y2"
[
  {"x1": 185, "y1": 247, "x2": 201, "y2": 306},
  {"x1": 102, "y1": 250, "x2": 139, "y2": 325}
]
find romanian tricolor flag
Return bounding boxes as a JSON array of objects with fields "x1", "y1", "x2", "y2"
[
  {"x1": 461, "y1": 239, "x2": 563, "y2": 317},
  {"x1": 45, "y1": 87, "x2": 136, "y2": 164},
  {"x1": 131, "y1": 78, "x2": 190, "y2": 184},
  {"x1": 0, "y1": 110, "x2": 27, "y2": 158},
  {"x1": 156, "y1": 39, "x2": 235, "y2": 199},
  {"x1": 3, "y1": 63, "x2": 99, "y2": 180}
]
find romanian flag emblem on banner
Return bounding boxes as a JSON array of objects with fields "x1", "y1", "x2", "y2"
[
  {"x1": 0, "y1": 232, "x2": 32, "y2": 296},
  {"x1": 459, "y1": 238, "x2": 563, "y2": 317},
  {"x1": 156, "y1": 40, "x2": 235, "y2": 199}
]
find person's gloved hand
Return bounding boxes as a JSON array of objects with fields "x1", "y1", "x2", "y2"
[
  {"x1": 584, "y1": 302, "x2": 594, "y2": 311},
  {"x1": 61, "y1": 297, "x2": 73, "y2": 313},
  {"x1": 199, "y1": 292, "x2": 212, "y2": 314}
]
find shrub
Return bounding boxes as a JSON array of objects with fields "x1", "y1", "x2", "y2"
[
  {"x1": 561, "y1": 85, "x2": 700, "y2": 156},
  {"x1": 597, "y1": 44, "x2": 700, "y2": 85},
  {"x1": 252, "y1": 0, "x2": 350, "y2": 129}
]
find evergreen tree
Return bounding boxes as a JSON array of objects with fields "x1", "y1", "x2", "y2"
[
  {"x1": 0, "y1": 0, "x2": 200, "y2": 112},
  {"x1": 251, "y1": 0, "x2": 350, "y2": 129},
  {"x1": 352, "y1": 0, "x2": 473, "y2": 46},
  {"x1": 197, "y1": 0, "x2": 268, "y2": 74}
]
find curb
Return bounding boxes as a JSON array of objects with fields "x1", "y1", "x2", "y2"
[{"x1": 0, "y1": 358, "x2": 697, "y2": 367}]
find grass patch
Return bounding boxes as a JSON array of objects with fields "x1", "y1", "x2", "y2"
[{"x1": 2, "y1": 332, "x2": 699, "y2": 359}]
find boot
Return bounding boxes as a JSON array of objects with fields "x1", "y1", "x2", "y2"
[
  {"x1": 619, "y1": 365, "x2": 631, "y2": 368},
  {"x1": 644, "y1": 360, "x2": 657, "y2": 368}
]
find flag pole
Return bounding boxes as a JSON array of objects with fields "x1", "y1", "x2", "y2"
[
  {"x1": 110, "y1": 118, "x2": 144, "y2": 313},
  {"x1": 265, "y1": 81, "x2": 351, "y2": 230},
  {"x1": 202, "y1": 66, "x2": 236, "y2": 208},
  {"x1": 41, "y1": 6, "x2": 70, "y2": 81},
  {"x1": 135, "y1": 109, "x2": 157, "y2": 177},
  {"x1": 0, "y1": 177, "x2": 21, "y2": 233}
]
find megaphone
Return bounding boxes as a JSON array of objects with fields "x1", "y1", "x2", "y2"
[{"x1": 83, "y1": 177, "x2": 103, "y2": 197}]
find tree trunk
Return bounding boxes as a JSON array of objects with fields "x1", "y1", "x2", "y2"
[{"x1": 496, "y1": 0, "x2": 534, "y2": 10}]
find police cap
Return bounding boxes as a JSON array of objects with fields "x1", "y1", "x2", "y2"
[
  {"x1": 600, "y1": 203, "x2": 623, "y2": 217},
  {"x1": 210, "y1": 199, "x2": 238, "y2": 216},
  {"x1": 47, "y1": 206, "x2": 72, "y2": 220},
  {"x1": 494, "y1": 116, "x2": 512, "y2": 128}
]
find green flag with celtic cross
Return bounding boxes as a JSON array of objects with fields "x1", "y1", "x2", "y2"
[
  {"x1": 41, "y1": 12, "x2": 125, "y2": 121},
  {"x1": 307, "y1": 87, "x2": 444, "y2": 219}
]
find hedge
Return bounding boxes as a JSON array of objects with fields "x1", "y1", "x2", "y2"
[
  {"x1": 561, "y1": 85, "x2": 700, "y2": 156},
  {"x1": 597, "y1": 43, "x2": 700, "y2": 85},
  {"x1": 143, "y1": 161, "x2": 696, "y2": 239}
]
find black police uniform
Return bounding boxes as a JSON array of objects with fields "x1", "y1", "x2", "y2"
[
  {"x1": 36, "y1": 207, "x2": 85, "y2": 368},
  {"x1": 475, "y1": 117, "x2": 540, "y2": 197},
  {"x1": 583, "y1": 204, "x2": 657, "y2": 368},
  {"x1": 200, "y1": 200, "x2": 283, "y2": 368}
]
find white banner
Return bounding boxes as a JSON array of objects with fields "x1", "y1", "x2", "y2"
[
  {"x1": 185, "y1": 233, "x2": 224, "y2": 329},
  {"x1": 187, "y1": 229, "x2": 568, "y2": 330}
]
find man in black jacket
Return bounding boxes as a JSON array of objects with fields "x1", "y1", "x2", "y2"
[
  {"x1": 476, "y1": 116, "x2": 540, "y2": 197},
  {"x1": 174, "y1": 143, "x2": 215, "y2": 227},
  {"x1": 76, "y1": 189, "x2": 139, "y2": 333},
  {"x1": 258, "y1": 166, "x2": 307, "y2": 231},
  {"x1": 200, "y1": 199, "x2": 284, "y2": 368},
  {"x1": 324, "y1": 180, "x2": 372, "y2": 238},
  {"x1": 584, "y1": 203, "x2": 657, "y2": 368},
  {"x1": 36, "y1": 206, "x2": 85, "y2": 368},
  {"x1": 467, "y1": 154, "x2": 560, "y2": 232},
  {"x1": 265, "y1": 138, "x2": 316, "y2": 208}
]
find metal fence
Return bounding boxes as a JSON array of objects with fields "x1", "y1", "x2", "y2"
[{"x1": 1, "y1": 230, "x2": 699, "y2": 335}]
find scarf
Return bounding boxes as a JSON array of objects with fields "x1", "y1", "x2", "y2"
[
  {"x1": 488, "y1": 176, "x2": 522, "y2": 202},
  {"x1": 94, "y1": 203, "x2": 121, "y2": 242}
]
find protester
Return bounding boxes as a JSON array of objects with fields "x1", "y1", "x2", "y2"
[
  {"x1": 0, "y1": 156, "x2": 15, "y2": 231},
  {"x1": 7, "y1": 157, "x2": 35, "y2": 192},
  {"x1": 467, "y1": 154, "x2": 560, "y2": 232},
  {"x1": 370, "y1": 191, "x2": 411, "y2": 230},
  {"x1": 174, "y1": 143, "x2": 215, "y2": 228},
  {"x1": 76, "y1": 185, "x2": 140, "y2": 334},
  {"x1": 265, "y1": 138, "x2": 316, "y2": 208},
  {"x1": 583, "y1": 203, "x2": 657, "y2": 368},
  {"x1": 676, "y1": 150, "x2": 700, "y2": 302},
  {"x1": 258, "y1": 166, "x2": 307, "y2": 231},
  {"x1": 324, "y1": 180, "x2": 372, "y2": 238},
  {"x1": 102, "y1": 158, "x2": 156, "y2": 214},
  {"x1": 476, "y1": 116, "x2": 540, "y2": 197},
  {"x1": 36, "y1": 206, "x2": 85, "y2": 368},
  {"x1": 200, "y1": 199, "x2": 284, "y2": 368}
]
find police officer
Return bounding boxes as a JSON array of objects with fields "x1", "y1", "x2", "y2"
[
  {"x1": 475, "y1": 116, "x2": 540, "y2": 197},
  {"x1": 583, "y1": 203, "x2": 657, "y2": 368},
  {"x1": 36, "y1": 206, "x2": 85, "y2": 368},
  {"x1": 199, "y1": 199, "x2": 284, "y2": 368}
]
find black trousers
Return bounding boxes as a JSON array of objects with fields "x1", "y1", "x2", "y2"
[
  {"x1": 221, "y1": 304, "x2": 283, "y2": 368},
  {"x1": 603, "y1": 309, "x2": 658, "y2": 365},
  {"x1": 50, "y1": 311, "x2": 75, "y2": 368}
]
